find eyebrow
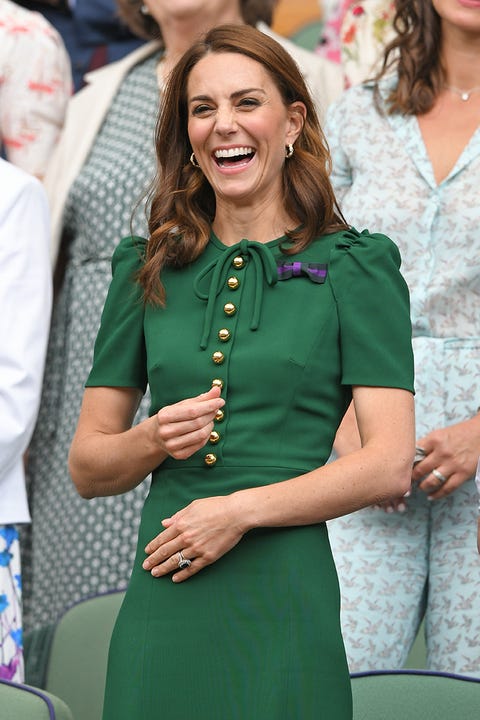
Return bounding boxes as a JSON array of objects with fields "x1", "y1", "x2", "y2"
[{"x1": 189, "y1": 88, "x2": 266, "y2": 104}]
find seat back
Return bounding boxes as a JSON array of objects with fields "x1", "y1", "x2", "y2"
[
  {"x1": 351, "y1": 670, "x2": 480, "y2": 720},
  {"x1": 44, "y1": 590, "x2": 124, "y2": 720},
  {"x1": 0, "y1": 678, "x2": 74, "y2": 720}
]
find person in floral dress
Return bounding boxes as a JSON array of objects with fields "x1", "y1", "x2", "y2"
[
  {"x1": 325, "y1": 0, "x2": 480, "y2": 675},
  {"x1": 0, "y1": 0, "x2": 71, "y2": 178}
]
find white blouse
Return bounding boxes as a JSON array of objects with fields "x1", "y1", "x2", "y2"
[{"x1": 0, "y1": 159, "x2": 52, "y2": 523}]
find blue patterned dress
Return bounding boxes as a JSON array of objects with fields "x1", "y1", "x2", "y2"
[{"x1": 325, "y1": 76, "x2": 480, "y2": 676}]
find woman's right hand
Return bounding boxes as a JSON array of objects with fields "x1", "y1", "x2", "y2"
[
  {"x1": 154, "y1": 385, "x2": 225, "y2": 460},
  {"x1": 69, "y1": 385, "x2": 225, "y2": 498}
]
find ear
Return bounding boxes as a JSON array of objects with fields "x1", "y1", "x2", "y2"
[{"x1": 285, "y1": 101, "x2": 306, "y2": 145}]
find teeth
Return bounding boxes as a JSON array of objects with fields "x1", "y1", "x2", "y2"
[{"x1": 214, "y1": 147, "x2": 254, "y2": 158}]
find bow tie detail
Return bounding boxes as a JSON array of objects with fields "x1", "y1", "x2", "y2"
[
  {"x1": 276, "y1": 262, "x2": 327, "y2": 284},
  {"x1": 194, "y1": 239, "x2": 278, "y2": 350}
]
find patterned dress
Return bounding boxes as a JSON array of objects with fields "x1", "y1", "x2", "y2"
[
  {"x1": 22, "y1": 54, "x2": 160, "y2": 650},
  {"x1": 0, "y1": 527, "x2": 22, "y2": 681},
  {"x1": 325, "y1": 77, "x2": 480, "y2": 675}
]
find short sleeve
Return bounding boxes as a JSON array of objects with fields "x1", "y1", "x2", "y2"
[
  {"x1": 86, "y1": 236, "x2": 148, "y2": 391},
  {"x1": 330, "y1": 228, "x2": 414, "y2": 392}
]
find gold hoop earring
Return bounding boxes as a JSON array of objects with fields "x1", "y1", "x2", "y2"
[
  {"x1": 190, "y1": 152, "x2": 200, "y2": 168},
  {"x1": 285, "y1": 144, "x2": 294, "y2": 159}
]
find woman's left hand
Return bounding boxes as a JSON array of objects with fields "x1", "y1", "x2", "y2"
[
  {"x1": 412, "y1": 415, "x2": 480, "y2": 500},
  {"x1": 142, "y1": 494, "x2": 245, "y2": 582}
]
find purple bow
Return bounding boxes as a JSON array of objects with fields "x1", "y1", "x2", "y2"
[{"x1": 276, "y1": 262, "x2": 327, "y2": 284}]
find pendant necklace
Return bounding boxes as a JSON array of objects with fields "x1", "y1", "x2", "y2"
[{"x1": 445, "y1": 84, "x2": 480, "y2": 102}]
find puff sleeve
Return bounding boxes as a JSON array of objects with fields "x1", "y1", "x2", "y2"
[
  {"x1": 86, "y1": 236, "x2": 148, "y2": 392},
  {"x1": 330, "y1": 228, "x2": 414, "y2": 392}
]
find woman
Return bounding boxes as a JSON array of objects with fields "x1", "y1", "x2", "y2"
[
  {"x1": 325, "y1": 0, "x2": 480, "y2": 675},
  {"x1": 22, "y1": 0, "x2": 343, "y2": 666},
  {"x1": 0, "y1": 159, "x2": 52, "y2": 682},
  {"x1": 339, "y1": 0, "x2": 395, "y2": 86},
  {"x1": 69, "y1": 24, "x2": 414, "y2": 719},
  {"x1": 0, "y1": 0, "x2": 71, "y2": 179}
]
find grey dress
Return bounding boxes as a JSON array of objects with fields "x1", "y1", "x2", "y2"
[{"x1": 22, "y1": 54, "x2": 161, "y2": 676}]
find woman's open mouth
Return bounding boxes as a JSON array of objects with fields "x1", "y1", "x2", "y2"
[{"x1": 213, "y1": 146, "x2": 256, "y2": 168}]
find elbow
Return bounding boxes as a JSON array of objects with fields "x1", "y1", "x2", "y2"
[
  {"x1": 68, "y1": 448, "x2": 97, "y2": 500},
  {"x1": 384, "y1": 452, "x2": 414, "y2": 500}
]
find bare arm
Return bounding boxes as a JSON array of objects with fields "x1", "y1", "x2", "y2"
[
  {"x1": 143, "y1": 385, "x2": 415, "y2": 581},
  {"x1": 68, "y1": 385, "x2": 225, "y2": 498}
]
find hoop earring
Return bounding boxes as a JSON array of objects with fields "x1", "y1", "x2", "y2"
[
  {"x1": 190, "y1": 152, "x2": 200, "y2": 168},
  {"x1": 285, "y1": 144, "x2": 294, "y2": 159}
]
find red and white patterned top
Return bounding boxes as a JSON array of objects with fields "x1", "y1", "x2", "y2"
[{"x1": 0, "y1": 0, "x2": 72, "y2": 177}]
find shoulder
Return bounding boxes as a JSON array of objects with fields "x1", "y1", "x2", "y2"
[
  {"x1": 328, "y1": 82, "x2": 375, "y2": 116},
  {"x1": 325, "y1": 81, "x2": 386, "y2": 136},
  {"x1": 331, "y1": 226, "x2": 401, "y2": 266},
  {"x1": 67, "y1": 42, "x2": 159, "y2": 118},
  {"x1": 82, "y1": 41, "x2": 161, "y2": 89},
  {"x1": 0, "y1": 0, "x2": 67, "y2": 50},
  {"x1": 111, "y1": 235, "x2": 147, "y2": 274}
]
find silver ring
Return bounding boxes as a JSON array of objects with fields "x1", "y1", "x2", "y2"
[
  {"x1": 432, "y1": 468, "x2": 448, "y2": 485},
  {"x1": 177, "y1": 551, "x2": 192, "y2": 569}
]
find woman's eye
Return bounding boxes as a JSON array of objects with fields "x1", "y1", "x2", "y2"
[
  {"x1": 191, "y1": 104, "x2": 213, "y2": 116},
  {"x1": 238, "y1": 98, "x2": 260, "y2": 109}
]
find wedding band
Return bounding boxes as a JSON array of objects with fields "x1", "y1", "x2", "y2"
[
  {"x1": 432, "y1": 468, "x2": 448, "y2": 485},
  {"x1": 177, "y1": 551, "x2": 192, "y2": 569}
]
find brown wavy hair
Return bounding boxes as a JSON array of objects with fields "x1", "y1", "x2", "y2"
[
  {"x1": 117, "y1": 0, "x2": 277, "y2": 41},
  {"x1": 375, "y1": 0, "x2": 442, "y2": 115},
  {"x1": 139, "y1": 24, "x2": 347, "y2": 304}
]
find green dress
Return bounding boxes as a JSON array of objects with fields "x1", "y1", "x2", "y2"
[{"x1": 87, "y1": 227, "x2": 414, "y2": 720}]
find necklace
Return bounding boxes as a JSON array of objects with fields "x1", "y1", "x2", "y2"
[{"x1": 445, "y1": 84, "x2": 480, "y2": 102}]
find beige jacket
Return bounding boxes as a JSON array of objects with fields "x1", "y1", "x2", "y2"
[{"x1": 45, "y1": 25, "x2": 343, "y2": 265}]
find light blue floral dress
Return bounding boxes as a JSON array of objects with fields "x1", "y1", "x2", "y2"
[
  {"x1": 325, "y1": 77, "x2": 480, "y2": 676},
  {"x1": 0, "y1": 525, "x2": 23, "y2": 681}
]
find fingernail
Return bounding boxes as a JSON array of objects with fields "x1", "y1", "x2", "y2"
[
  {"x1": 397, "y1": 503, "x2": 406, "y2": 513},
  {"x1": 386, "y1": 506, "x2": 394, "y2": 513}
]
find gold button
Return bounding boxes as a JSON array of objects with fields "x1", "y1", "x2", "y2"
[
  {"x1": 209, "y1": 431, "x2": 220, "y2": 444},
  {"x1": 227, "y1": 276, "x2": 240, "y2": 290},
  {"x1": 232, "y1": 256, "x2": 245, "y2": 269},
  {"x1": 211, "y1": 378, "x2": 224, "y2": 389},
  {"x1": 212, "y1": 351, "x2": 224, "y2": 365},
  {"x1": 215, "y1": 408, "x2": 225, "y2": 422},
  {"x1": 224, "y1": 302, "x2": 236, "y2": 316},
  {"x1": 218, "y1": 328, "x2": 230, "y2": 342},
  {"x1": 204, "y1": 453, "x2": 217, "y2": 466}
]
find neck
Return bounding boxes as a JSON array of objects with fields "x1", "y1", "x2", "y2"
[
  {"x1": 212, "y1": 197, "x2": 297, "y2": 247},
  {"x1": 440, "y1": 24, "x2": 480, "y2": 94},
  {"x1": 158, "y1": 8, "x2": 245, "y2": 75}
]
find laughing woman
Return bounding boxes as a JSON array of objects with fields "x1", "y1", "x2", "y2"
[{"x1": 69, "y1": 24, "x2": 415, "y2": 720}]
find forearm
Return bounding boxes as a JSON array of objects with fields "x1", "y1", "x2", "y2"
[
  {"x1": 69, "y1": 414, "x2": 167, "y2": 499},
  {"x1": 233, "y1": 441, "x2": 413, "y2": 533},
  {"x1": 69, "y1": 385, "x2": 225, "y2": 499}
]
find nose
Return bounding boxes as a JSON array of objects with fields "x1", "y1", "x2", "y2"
[{"x1": 214, "y1": 105, "x2": 237, "y2": 135}]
